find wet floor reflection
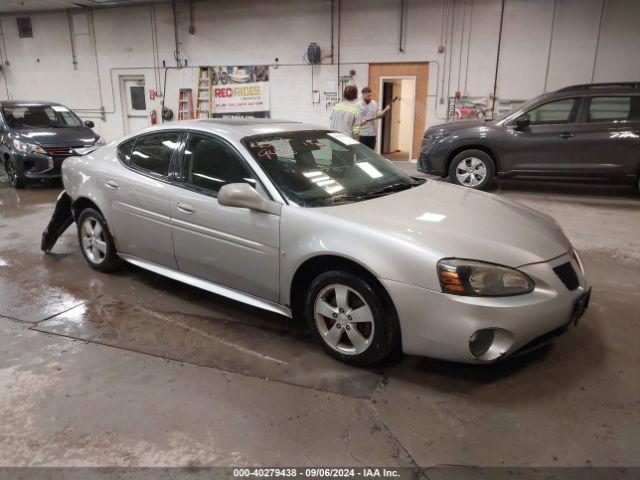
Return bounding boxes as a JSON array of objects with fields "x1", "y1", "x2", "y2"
[{"x1": 35, "y1": 297, "x2": 382, "y2": 398}]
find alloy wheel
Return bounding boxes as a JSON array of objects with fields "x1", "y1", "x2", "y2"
[
  {"x1": 5, "y1": 158, "x2": 16, "y2": 183},
  {"x1": 80, "y1": 217, "x2": 107, "y2": 264},
  {"x1": 314, "y1": 283, "x2": 375, "y2": 356},
  {"x1": 455, "y1": 157, "x2": 487, "y2": 187}
]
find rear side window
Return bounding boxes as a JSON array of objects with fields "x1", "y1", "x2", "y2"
[
  {"x1": 588, "y1": 96, "x2": 640, "y2": 122},
  {"x1": 129, "y1": 132, "x2": 180, "y2": 178},
  {"x1": 117, "y1": 139, "x2": 135, "y2": 163},
  {"x1": 527, "y1": 98, "x2": 578, "y2": 125}
]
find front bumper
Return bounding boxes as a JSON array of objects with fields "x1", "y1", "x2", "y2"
[
  {"x1": 16, "y1": 144, "x2": 90, "y2": 180},
  {"x1": 383, "y1": 250, "x2": 590, "y2": 363},
  {"x1": 417, "y1": 140, "x2": 448, "y2": 176},
  {"x1": 17, "y1": 151, "x2": 62, "y2": 179}
]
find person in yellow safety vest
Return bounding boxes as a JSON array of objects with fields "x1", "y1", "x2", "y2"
[{"x1": 329, "y1": 85, "x2": 362, "y2": 139}]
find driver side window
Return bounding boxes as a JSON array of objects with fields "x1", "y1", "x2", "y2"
[
  {"x1": 181, "y1": 133, "x2": 256, "y2": 196},
  {"x1": 526, "y1": 98, "x2": 579, "y2": 125}
]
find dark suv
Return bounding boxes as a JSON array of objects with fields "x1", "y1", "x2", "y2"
[
  {"x1": 418, "y1": 83, "x2": 640, "y2": 191},
  {"x1": 0, "y1": 101, "x2": 104, "y2": 188}
]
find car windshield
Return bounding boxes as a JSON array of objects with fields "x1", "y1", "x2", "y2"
[
  {"x1": 242, "y1": 130, "x2": 424, "y2": 207},
  {"x1": 2, "y1": 105, "x2": 82, "y2": 129}
]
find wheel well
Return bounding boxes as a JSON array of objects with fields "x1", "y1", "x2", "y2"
[
  {"x1": 72, "y1": 197, "x2": 102, "y2": 220},
  {"x1": 289, "y1": 255, "x2": 394, "y2": 320},
  {"x1": 446, "y1": 145, "x2": 499, "y2": 175},
  {"x1": 72, "y1": 197, "x2": 120, "y2": 249}
]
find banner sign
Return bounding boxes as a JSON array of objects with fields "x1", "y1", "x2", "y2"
[
  {"x1": 210, "y1": 65, "x2": 270, "y2": 118},
  {"x1": 446, "y1": 96, "x2": 525, "y2": 121}
]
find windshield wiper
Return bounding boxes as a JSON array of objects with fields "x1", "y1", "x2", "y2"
[
  {"x1": 320, "y1": 182, "x2": 419, "y2": 206},
  {"x1": 318, "y1": 193, "x2": 369, "y2": 205},
  {"x1": 357, "y1": 182, "x2": 419, "y2": 198}
]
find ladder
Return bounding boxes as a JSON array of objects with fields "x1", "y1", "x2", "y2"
[
  {"x1": 196, "y1": 67, "x2": 212, "y2": 118},
  {"x1": 177, "y1": 88, "x2": 194, "y2": 121}
]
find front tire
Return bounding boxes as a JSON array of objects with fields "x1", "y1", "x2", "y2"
[
  {"x1": 448, "y1": 149, "x2": 495, "y2": 190},
  {"x1": 77, "y1": 208, "x2": 121, "y2": 272},
  {"x1": 5, "y1": 157, "x2": 25, "y2": 189},
  {"x1": 304, "y1": 270, "x2": 399, "y2": 366}
]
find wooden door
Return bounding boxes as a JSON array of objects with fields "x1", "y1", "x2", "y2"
[{"x1": 368, "y1": 63, "x2": 428, "y2": 159}]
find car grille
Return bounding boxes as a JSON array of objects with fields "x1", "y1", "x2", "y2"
[
  {"x1": 44, "y1": 146, "x2": 85, "y2": 159},
  {"x1": 553, "y1": 262, "x2": 579, "y2": 291}
]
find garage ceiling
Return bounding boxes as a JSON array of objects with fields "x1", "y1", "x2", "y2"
[{"x1": 0, "y1": 0, "x2": 167, "y2": 13}]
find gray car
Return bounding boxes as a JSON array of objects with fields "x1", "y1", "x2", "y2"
[
  {"x1": 45, "y1": 119, "x2": 590, "y2": 366},
  {"x1": 0, "y1": 101, "x2": 104, "y2": 188},
  {"x1": 419, "y1": 82, "x2": 640, "y2": 190}
]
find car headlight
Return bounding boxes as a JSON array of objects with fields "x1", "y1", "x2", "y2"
[
  {"x1": 437, "y1": 258, "x2": 535, "y2": 296},
  {"x1": 95, "y1": 136, "x2": 106, "y2": 146},
  {"x1": 12, "y1": 138, "x2": 47, "y2": 155},
  {"x1": 425, "y1": 132, "x2": 449, "y2": 143},
  {"x1": 421, "y1": 132, "x2": 449, "y2": 154}
]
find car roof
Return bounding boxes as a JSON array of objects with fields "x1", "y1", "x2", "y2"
[
  {"x1": 0, "y1": 100, "x2": 67, "y2": 107},
  {"x1": 553, "y1": 82, "x2": 640, "y2": 96},
  {"x1": 135, "y1": 118, "x2": 329, "y2": 141},
  {"x1": 494, "y1": 82, "x2": 640, "y2": 125}
]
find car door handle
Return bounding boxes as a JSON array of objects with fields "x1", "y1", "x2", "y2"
[
  {"x1": 104, "y1": 180, "x2": 119, "y2": 190},
  {"x1": 559, "y1": 132, "x2": 575, "y2": 139},
  {"x1": 176, "y1": 202, "x2": 196, "y2": 215}
]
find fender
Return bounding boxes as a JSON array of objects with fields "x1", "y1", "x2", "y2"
[{"x1": 41, "y1": 191, "x2": 74, "y2": 252}]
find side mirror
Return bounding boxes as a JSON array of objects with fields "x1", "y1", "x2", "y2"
[
  {"x1": 217, "y1": 183, "x2": 281, "y2": 216},
  {"x1": 84, "y1": 120, "x2": 95, "y2": 128},
  {"x1": 514, "y1": 114, "x2": 530, "y2": 130}
]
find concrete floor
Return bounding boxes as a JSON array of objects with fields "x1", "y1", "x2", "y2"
[{"x1": 0, "y1": 165, "x2": 639, "y2": 468}]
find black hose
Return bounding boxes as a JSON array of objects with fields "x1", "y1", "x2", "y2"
[
  {"x1": 491, "y1": 0, "x2": 506, "y2": 118},
  {"x1": 161, "y1": 66, "x2": 169, "y2": 123}
]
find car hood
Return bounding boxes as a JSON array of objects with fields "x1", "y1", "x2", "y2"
[
  {"x1": 13, "y1": 127, "x2": 98, "y2": 146},
  {"x1": 426, "y1": 119, "x2": 487, "y2": 134},
  {"x1": 319, "y1": 181, "x2": 571, "y2": 268}
]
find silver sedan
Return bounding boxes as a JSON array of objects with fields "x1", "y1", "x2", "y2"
[{"x1": 44, "y1": 119, "x2": 591, "y2": 366}]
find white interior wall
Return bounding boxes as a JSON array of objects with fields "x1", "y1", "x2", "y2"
[{"x1": 0, "y1": 0, "x2": 638, "y2": 141}]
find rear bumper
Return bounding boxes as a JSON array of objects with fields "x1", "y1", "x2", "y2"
[{"x1": 383, "y1": 250, "x2": 590, "y2": 363}]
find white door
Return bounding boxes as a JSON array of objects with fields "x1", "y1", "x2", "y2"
[
  {"x1": 377, "y1": 76, "x2": 417, "y2": 161},
  {"x1": 121, "y1": 76, "x2": 148, "y2": 134}
]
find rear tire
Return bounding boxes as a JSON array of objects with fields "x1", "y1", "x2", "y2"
[
  {"x1": 77, "y1": 208, "x2": 121, "y2": 272},
  {"x1": 5, "y1": 157, "x2": 25, "y2": 189},
  {"x1": 304, "y1": 270, "x2": 399, "y2": 366},
  {"x1": 448, "y1": 149, "x2": 495, "y2": 190}
]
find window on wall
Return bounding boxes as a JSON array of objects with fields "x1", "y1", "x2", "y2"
[
  {"x1": 129, "y1": 132, "x2": 180, "y2": 178},
  {"x1": 588, "y1": 96, "x2": 640, "y2": 122},
  {"x1": 527, "y1": 98, "x2": 579, "y2": 125},
  {"x1": 17, "y1": 17, "x2": 33, "y2": 38},
  {"x1": 130, "y1": 86, "x2": 147, "y2": 111},
  {"x1": 181, "y1": 133, "x2": 256, "y2": 195}
]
